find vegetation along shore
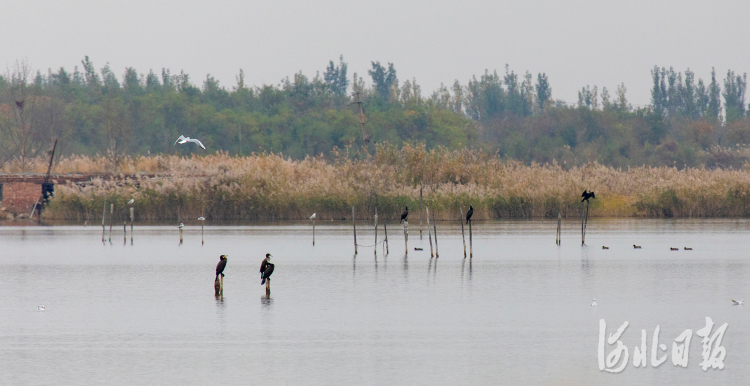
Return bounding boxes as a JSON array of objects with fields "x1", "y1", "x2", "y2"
[{"x1": 17, "y1": 143, "x2": 750, "y2": 221}]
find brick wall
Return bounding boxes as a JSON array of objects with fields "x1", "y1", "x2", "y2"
[{"x1": 0, "y1": 182, "x2": 42, "y2": 215}]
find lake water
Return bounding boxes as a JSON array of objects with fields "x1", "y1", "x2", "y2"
[{"x1": 0, "y1": 219, "x2": 748, "y2": 385}]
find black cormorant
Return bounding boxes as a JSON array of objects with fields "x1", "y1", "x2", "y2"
[
  {"x1": 581, "y1": 190, "x2": 596, "y2": 203},
  {"x1": 466, "y1": 205, "x2": 474, "y2": 224},
  {"x1": 260, "y1": 253, "x2": 275, "y2": 285},
  {"x1": 400, "y1": 206, "x2": 409, "y2": 223},
  {"x1": 215, "y1": 255, "x2": 228, "y2": 280}
]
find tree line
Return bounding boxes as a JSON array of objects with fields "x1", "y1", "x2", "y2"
[{"x1": 1, "y1": 57, "x2": 749, "y2": 171}]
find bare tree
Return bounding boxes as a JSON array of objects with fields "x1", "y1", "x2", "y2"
[{"x1": 0, "y1": 61, "x2": 61, "y2": 171}]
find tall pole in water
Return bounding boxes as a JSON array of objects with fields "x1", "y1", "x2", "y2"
[
  {"x1": 383, "y1": 222, "x2": 389, "y2": 254},
  {"x1": 556, "y1": 210, "x2": 561, "y2": 246},
  {"x1": 460, "y1": 206, "x2": 467, "y2": 258},
  {"x1": 374, "y1": 208, "x2": 378, "y2": 256},
  {"x1": 419, "y1": 186, "x2": 423, "y2": 238},
  {"x1": 432, "y1": 210, "x2": 439, "y2": 258},
  {"x1": 352, "y1": 206, "x2": 358, "y2": 255},
  {"x1": 582, "y1": 201, "x2": 589, "y2": 246},
  {"x1": 102, "y1": 199, "x2": 107, "y2": 242},
  {"x1": 469, "y1": 217, "x2": 473, "y2": 258},
  {"x1": 426, "y1": 206, "x2": 434, "y2": 258},
  {"x1": 109, "y1": 204, "x2": 113, "y2": 242},
  {"x1": 130, "y1": 207, "x2": 134, "y2": 245}
]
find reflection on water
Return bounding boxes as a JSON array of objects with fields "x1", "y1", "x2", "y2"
[{"x1": 0, "y1": 219, "x2": 748, "y2": 385}]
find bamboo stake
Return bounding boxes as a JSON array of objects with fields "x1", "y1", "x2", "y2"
[
  {"x1": 374, "y1": 208, "x2": 378, "y2": 256},
  {"x1": 432, "y1": 210, "x2": 439, "y2": 258},
  {"x1": 426, "y1": 206, "x2": 434, "y2": 257},
  {"x1": 556, "y1": 210, "x2": 561, "y2": 246},
  {"x1": 460, "y1": 206, "x2": 467, "y2": 258},
  {"x1": 352, "y1": 206, "x2": 357, "y2": 254},
  {"x1": 130, "y1": 207, "x2": 134, "y2": 245},
  {"x1": 123, "y1": 221, "x2": 127, "y2": 244},
  {"x1": 383, "y1": 223, "x2": 389, "y2": 254},
  {"x1": 312, "y1": 217, "x2": 316, "y2": 246}
]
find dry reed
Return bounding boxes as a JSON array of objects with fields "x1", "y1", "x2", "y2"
[{"x1": 22, "y1": 143, "x2": 750, "y2": 220}]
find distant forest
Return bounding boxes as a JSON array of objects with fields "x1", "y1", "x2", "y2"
[{"x1": 1, "y1": 56, "x2": 749, "y2": 171}]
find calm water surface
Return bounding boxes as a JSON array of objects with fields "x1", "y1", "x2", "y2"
[{"x1": 0, "y1": 219, "x2": 748, "y2": 385}]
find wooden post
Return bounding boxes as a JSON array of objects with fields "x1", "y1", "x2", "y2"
[
  {"x1": 129, "y1": 207, "x2": 134, "y2": 245},
  {"x1": 581, "y1": 201, "x2": 589, "y2": 246},
  {"x1": 201, "y1": 223, "x2": 204, "y2": 245},
  {"x1": 214, "y1": 276, "x2": 222, "y2": 297},
  {"x1": 383, "y1": 223, "x2": 389, "y2": 254},
  {"x1": 312, "y1": 218, "x2": 316, "y2": 246},
  {"x1": 469, "y1": 218, "x2": 473, "y2": 258},
  {"x1": 374, "y1": 208, "x2": 378, "y2": 256},
  {"x1": 426, "y1": 206, "x2": 434, "y2": 257},
  {"x1": 123, "y1": 221, "x2": 126, "y2": 244},
  {"x1": 419, "y1": 186, "x2": 423, "y2": 238},
  {"x1": 460, "y1": 206, "x2": 467, "y2": 258},
  {"x1": 179, "y1": 226, "x2": 183, "y2": 245},
  {"x1": 109, "y1": 204, "x2": 113, "y2": 242},
  {"x1": 403, "y1": 219, "x2": 408, "y2": 255},
  {"x1": 352, "y1": 205, "x2": 358, "y2": 254},
  {"x1": 556, "y1": 210, "x2": 561, "y2": 246},
  {"x1": 432, "y1": 210, "x2": 439, "y2": 258},
  {"x1": 102, "y1": 199, "x2": 107, "y2": 242},
  {"x1": 265, "y1": 279, "x2": 270, "y2": 298}
]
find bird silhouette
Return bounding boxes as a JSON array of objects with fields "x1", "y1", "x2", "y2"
[
  {"x1": 581, "y1": 190, "x2": 596, "y2": 203},
  {"x1": 215, "y1": 255, "x2": 227, "y2": 280},
  {"x1": 633, "y1": 245, "x2": 642, "y2": 249},
  {"x1": 260, "y1": 253, "x2": 274, "y2": 285},
  {"x1": 310, "y1": 213, "x2": 316, "y2": 220},
  {"x1": 173, "y1": 135, "x2": 206, "y2": 150},
  {"x1": 732, "y1": 299, "x2": 744, "y2": 305},
  {"x1": 400, "y1": 206, "x2": 409, "y2": 223},
  {"x1": 466, "y1": 205, "x2": 474, "y2": 224}
]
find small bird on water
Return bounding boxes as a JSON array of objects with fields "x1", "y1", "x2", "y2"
[
  {"x1": 466, "y1": 205, "x2": 474, "y2": 224},
  {"x1": 215, "y1": 255, "x2": 228, "y2": 281},
  {"x1": 732, "y1": 299, "x2": 744, "y2": 305},
  {"x1": 260, "y1": 253, "x2": 275, "y2": 285},
  {"x1": 37, "y1": 305, "x2": 45, "y2": 311},
  {"x1": 400, "y1": 206, "x2": 409, "y2": 223},
  {"x1": 581, "y1": 190, "x2": 596, "y2": 203},
  {"x1": 602, "y1": 246, "x2": 609, "y2": 250},
  {"x1": 633, "y1": 245, "x2": 642, "y2": 249},
  {"x1": 591, "y1": 298, "x2": 597, "y2": 307}
]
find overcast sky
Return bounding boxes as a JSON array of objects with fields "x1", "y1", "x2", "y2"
[{"x1": 2, "y1": 0, "x2": 749, "y2": 107}]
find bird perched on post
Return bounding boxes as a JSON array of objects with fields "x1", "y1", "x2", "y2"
[
  {"x1": 400, "y1": 206, "x2": 409, "y2": 223},
  {"x1": 310, "y1": 213, "x2": 316, "y2": 220},
  {"x1": 260, "y1": 253, "x2": 274, "y2": 285},
  {"x1": 173, "y1": 135, "x2": 206, "y2": 150},
  {"x1": 581, "y1": 190, "x2": 596, "y2": 203},
  {"x1": 215, "y1": 255, "x2": 228, "y2": 280},
  {"x1": 466, "y1": 205, "x2": 474, "y2": 224}
]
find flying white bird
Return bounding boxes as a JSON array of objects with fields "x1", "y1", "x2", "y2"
[
  {"x1": 173, "y1": 135, "x2": 206, "y2": 150},
  {"x1": 591, "y1": 298, "x2": 597, "y2": 307},
  {"x1": 127, "y1": 199, "x2": 134, "y2": 205},
  {"x1": 732, "y1": 299, "x2": 744, "y2": 305},
  {"x1": 310, "y1": 213, "x2": 316, "y2": 220}
]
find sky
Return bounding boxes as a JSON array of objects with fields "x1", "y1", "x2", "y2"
[{"x1": 2, "y1": 0, "x2": 749, "y2": 107}]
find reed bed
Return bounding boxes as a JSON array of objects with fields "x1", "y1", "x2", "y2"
[{"x1": 25, "y1": 143, "x2": 750, "y2": 221}]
